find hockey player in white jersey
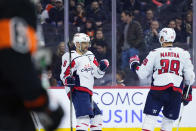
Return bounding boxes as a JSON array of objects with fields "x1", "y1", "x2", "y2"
[
  {"x1": 129, "y1": 28, "x2": 195, "y2": 131},
  {"x1": 60, "y1": 33, "x2": 109, "y2": 131}
]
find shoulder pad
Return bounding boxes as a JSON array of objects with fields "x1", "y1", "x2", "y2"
[{"x1": 86, "y1": 51, "x2": 93, "y2": 55}]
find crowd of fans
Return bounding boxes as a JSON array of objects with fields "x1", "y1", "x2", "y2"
[{"x1": 37, "y1": 0, "x2": 193, "y2": 86}]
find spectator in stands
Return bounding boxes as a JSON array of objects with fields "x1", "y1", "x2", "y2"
[
  {"x1": 184, "y1": 11, "x2": 193, "y2": 37},
  {"x1": 152, "y1": 0, "x2": 173, "y2": 25},
  {"x1": 69, "y1": 0, "x2": 76, "y2": 14},
  {"x1": 86, "y1": 0, "x2": 107, "y2": 29},
  {"x1": 97, "y1": 0, "x2": 111, "y2": 13},
  {"x1": 116, "y1": 70, "x2": 126, "y2": 86},
  {"x1": 36, "y1": 2, "x2": 43, "y2": 24},
  {"x1": 168, "y1": 19, "x2": 176, "y2": 29},
  {"x1": 48, "y1": 68, "x2": 58, "y2": 86},
  {"x1": 118, "y1": 10, "x2": 144, "y2": 70},
  {"x1": 168, "y1": 19, "x2": 187, "y2": 44},
  {"x1": 140, "y1": 8, "x2": 157, "y2": 31},
  {"x1": 91, "y1": 29, "x2": 105, "y2": 50},
  {"x1": 40, "y1": 0, "x2": 56, "y2": 24},
  {"x1": 72, "y1": 3, "x2": 86, "y2": 27},
  {"x1": 95, "y1": 29, "x2": 104, "y2": 40},
  {"x1": 48, "y1": 0, "x2": 64, "y2": 26},
  {"x1": 144, "y1": 20, "x2": 160, "y2": 52},
  {"x1": 182, "y1": 0, "x2": 192, "y2": 14},
  {"x1": 44, "y1": 0, "x2": 56, "y2": 9},
  {"x1": 123, "y1": 0, "x2": 141, "y2": 16},
  {"x1": 184, "y1": 10, "x2": 193, "y2": 48},
  {"x1": 51, "y1": 42, "x2": 65, "y2": 86},
  {"x1": 94, "y1": 40, "x2": 111, "y2": 63},
  {"x1": 174, "y1": 17, "x2": 186, "y2": 43},
  {"x1": 81, "y1": 19, "x2": 95, "y2": 40}
]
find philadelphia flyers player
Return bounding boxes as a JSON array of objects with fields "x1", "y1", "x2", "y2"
[{"x1": 0, "y1": 0, "x2": 64, "y2": 131}]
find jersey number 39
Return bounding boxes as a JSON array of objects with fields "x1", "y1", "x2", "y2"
[{"x1": 158, "y1": 59, "x2": 180, "y2": 75}]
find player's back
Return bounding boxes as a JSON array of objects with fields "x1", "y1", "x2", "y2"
[{"x1": 150, "y1": 47, "x2": 192, "y2": 90}]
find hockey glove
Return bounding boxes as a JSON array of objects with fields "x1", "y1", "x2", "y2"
[
  {"x1": 38, "y1": 105, "x2": 64, "y2": 131},
  {"x1": 65, "y1": 76, "x2": 75, "y2": 88},
  {"x1": 99, "y1": 59, "x2": 109, "y2": 72},
  {"x1": 129, "y1": 55, "x2": 140, "y2": 72},
  {"x1": 182, "y1": 85, "x2": 192, "y2": 106}
]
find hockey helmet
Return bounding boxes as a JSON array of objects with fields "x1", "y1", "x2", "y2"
[
  {"x1": 73, "y1": 33, "x2": 90, "y2": 48},
  {"x1": 159, "y1": 28, "x2": 176, "y2": 46}
]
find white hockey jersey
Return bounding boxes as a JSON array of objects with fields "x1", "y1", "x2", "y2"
[
  {"x1": 136, "y1": 47, "x2": 195, "y2": 93},
  {"x1": 60, "y1": 50, "x2": 105, "y2": 95}
]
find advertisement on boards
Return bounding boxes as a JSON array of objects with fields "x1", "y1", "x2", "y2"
[{"x1": 43, "y1": 87, "x2": 196, "y2": 130}]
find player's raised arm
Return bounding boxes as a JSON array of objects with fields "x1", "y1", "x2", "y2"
[
  {"x1": 92, "y1": 57, "x2": 109, "y2": 79},
  {"x1": 129, "y1": 51, "x2": 155, "y2": 79}
]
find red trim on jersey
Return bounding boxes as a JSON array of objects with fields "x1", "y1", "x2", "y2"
[
  {"x1": 151, "y1": 83, "x2": 182, "y2": 94},
  {"x1": 64, "y1": 60, "x2": 76, "y2": 78},
  {"x1": 64, "y1": 66, "x2": 70, "y2": 78},
  {"x1": 172, "y1": 86, "x2": 183, "y2": 94},
  {"x1": 136, "y1": 66, "x2": 140, "y2": 70},
  {"x1": 71, "y1": 60, "x2": 76, "y2": 67},
  {"x1": 90, "y1": 125, "x2": 97, "y2": 128},
  {"x1": 142, "y1": 129, "x2": 150, "y2": 131},
  {"x1": 64, "y1": 79, "x2": 68, "y2": 85},
  {"x1": 142, "y1": 58, "x2": 148, "y2": 66},
  {"x1": 76, "y1": 125, "x2": 81, "y2": 128},
  {"x1": 67, "y1": 86, "x2": 93, "y2": 98},
  {"x1": 67, "y1": 88, "x2": 75, "y2": 98},
  {"x1": 93, "y1": 57, "x2": 99, "y2": 66},
  {"x1": 186, "y1": 94, "x2": 192, "y2": 101},
  {"x1": 104, "y1": 60, "x2": 109, "y2": 67},
  {"x1": 74, "y1": 86, "x2": 93, "y2": 95},
  {"x1": 81, "y1": 123, "x2": 89, "y2": 126}
]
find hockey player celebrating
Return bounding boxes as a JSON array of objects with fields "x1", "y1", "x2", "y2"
[
  {"x1": 129, "y1": 28, "x2": 195, "y2": 131},
  {"x1": 60, "y1": 33, "x2": 109, "y2": 131}
]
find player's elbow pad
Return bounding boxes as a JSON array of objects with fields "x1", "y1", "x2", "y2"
[{"x1": 184, "y1": 73, "x2": 195, "y2": 85}]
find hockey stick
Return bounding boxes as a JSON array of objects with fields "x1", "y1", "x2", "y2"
[
  {"x1": 31, "y1": 112, "x2": 40, "y2": 131},
  {"x1": 67, "y1": 42, "x2": 73, "y2": 131},
  {"x1": 176, "y1": 84, "x2": 191, "y2": 131}
]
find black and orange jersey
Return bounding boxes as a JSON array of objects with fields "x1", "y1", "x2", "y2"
[{"x1": 0, "y1": 0, "x2": 48, "y2": 113}]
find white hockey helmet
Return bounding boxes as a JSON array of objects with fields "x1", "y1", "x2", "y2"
[
  {"x1": 159, "y1": 28, "x2": 176, "y2": 46},
  {"x1": 73, "y1": 33, "x2": 90, "y2": 47}
]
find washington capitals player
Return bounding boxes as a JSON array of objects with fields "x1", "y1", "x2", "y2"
[
  {"x1": 60, "y1": 33, "x2": 109, "y2": 131},
  {"x1": 129, "y1": 28, "x2": 195, "y2": 131}
]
